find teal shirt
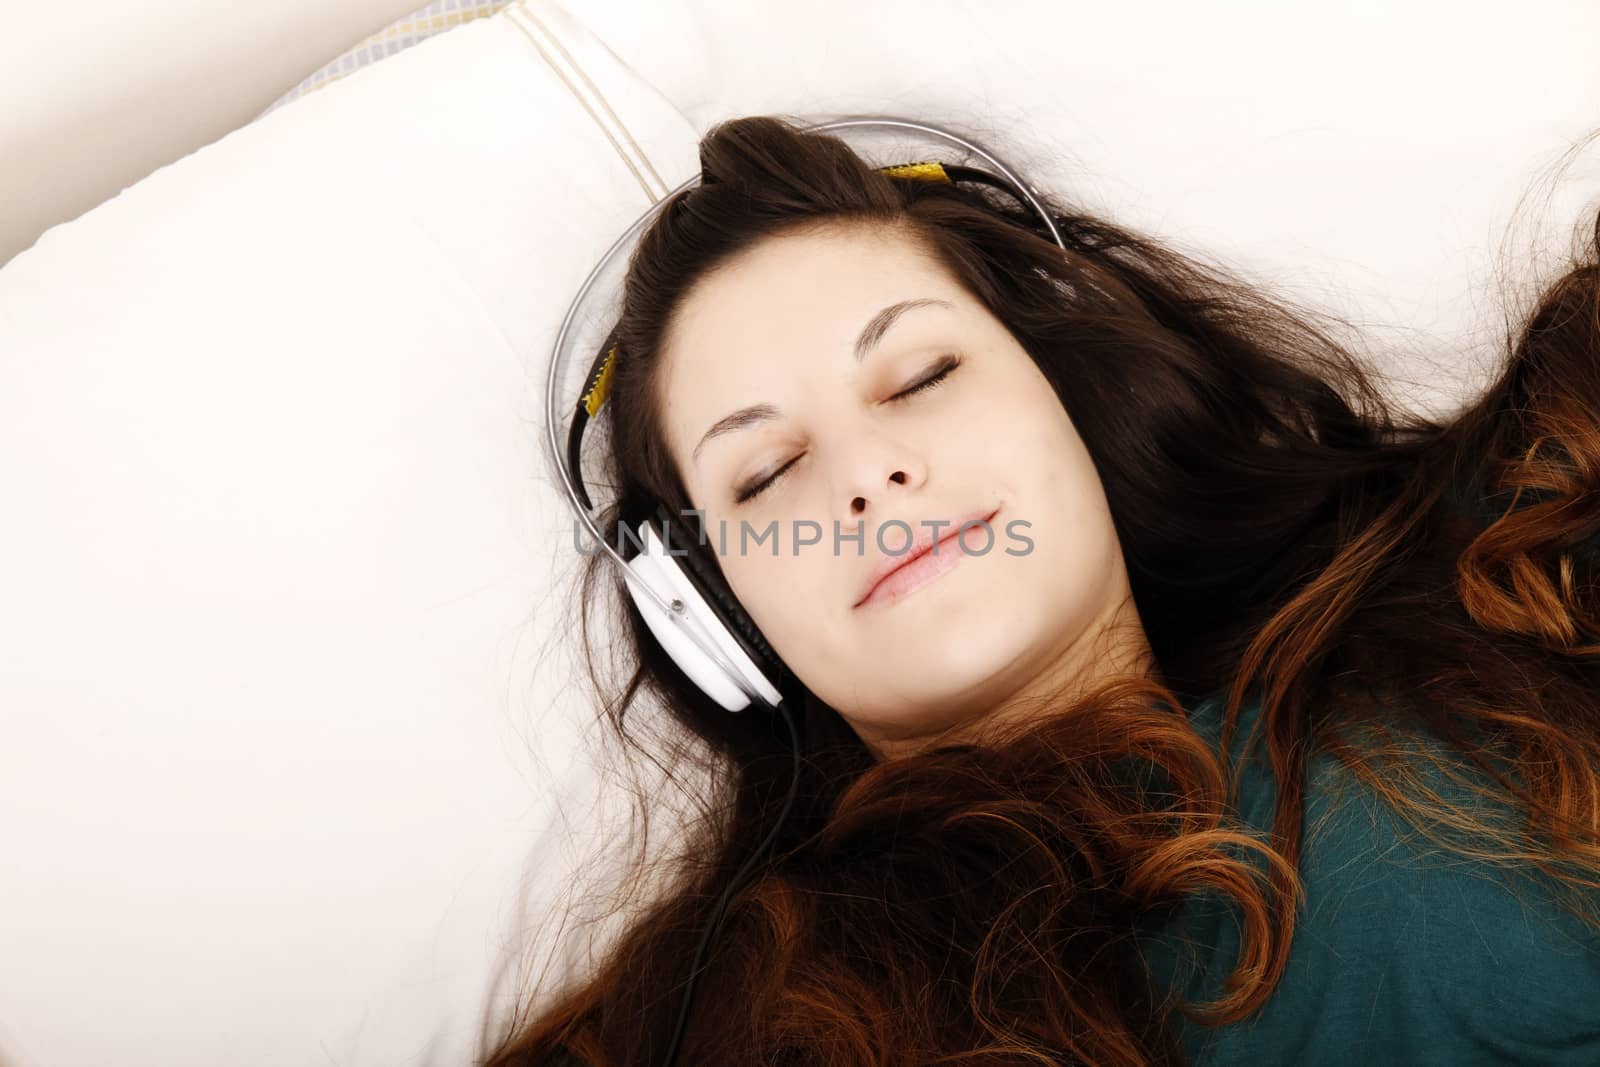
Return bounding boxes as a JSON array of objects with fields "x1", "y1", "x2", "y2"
[{"x1": 1132, "y1": 690, "x2": 1600, "y2": 1064}]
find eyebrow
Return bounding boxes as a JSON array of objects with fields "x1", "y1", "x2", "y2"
[{"x1": 690, "y1": 297, "x2": 954, "y2": 466}]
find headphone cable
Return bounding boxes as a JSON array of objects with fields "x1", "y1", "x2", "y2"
[{"x1": 660, "y1": 698, "x2": 802, "y2": 1067}]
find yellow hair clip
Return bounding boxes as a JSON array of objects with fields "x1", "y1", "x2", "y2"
[
  {"x1": 876, "y1": 160, "x2": 953, "y2": 183},
  {"x1": 581, "y1": 345, "x2": 616, "y2": 417}
]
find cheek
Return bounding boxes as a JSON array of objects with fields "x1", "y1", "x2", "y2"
[
  {"x1": 1015, "y1": 390, "x2": 1094, "y2": 482},
  {"x1": 959, "y1": 357, "x2": 1067, "y2": 447},
  {"x1": 722, "y1": 535, "x2": 844, "y2": 667},
  {"x1": 992, "y1": 395, "x2": 1112, "y2": 564},
  {"x1": 720, "y1": 542, "x2": 808, "y2": 636},
  {"x1": 965, "y1": 387, "x2": 1081, "y2": 493}
]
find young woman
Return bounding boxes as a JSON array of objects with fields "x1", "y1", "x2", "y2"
[{"x1": 478, "y1": 114, "x2": 1600, "y2": 1065}]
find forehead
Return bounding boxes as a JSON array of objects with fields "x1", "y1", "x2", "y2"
[{"x1": 662, "y1": 223, "x2": 961, "y2": 380}]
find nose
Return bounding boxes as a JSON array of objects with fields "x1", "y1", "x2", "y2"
[{"x1": 849, "y1": 468, "x2": 910, "y2": 517}]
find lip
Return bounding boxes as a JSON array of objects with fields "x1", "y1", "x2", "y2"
[{"x1": 853, "y1": 506, "x2": 1001, "y2": 609}]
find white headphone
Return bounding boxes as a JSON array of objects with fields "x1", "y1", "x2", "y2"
[{"x1": 544, "y1": 114, "x2": 1068, "y2": 713}]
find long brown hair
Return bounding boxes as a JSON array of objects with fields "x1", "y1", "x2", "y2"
[{"x1": 477, "y1": 114, "x2": 1600, "y2": 1065}]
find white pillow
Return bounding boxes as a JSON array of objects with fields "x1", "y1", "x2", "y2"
[
  {"x1": 0, "y1": 3, "x2": 699, "y2": 1064},
  {"x1": 255, "y1": 0, "x2": 517, "y2": 121}
]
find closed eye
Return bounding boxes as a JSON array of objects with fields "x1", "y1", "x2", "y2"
[
  {"x1": 732, "y1": 354, "x2": 964, "y2": 505},
  {"x1": 889, "y1": 353, "x2": 961, "y2": 401}
]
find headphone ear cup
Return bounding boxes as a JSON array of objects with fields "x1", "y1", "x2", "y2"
[
  {"x1": 652, "y1": 502, "x2": 789, "y2": 693},
  {"x1": 620, "y1": 523, "x2": 762, "y2": 712}
]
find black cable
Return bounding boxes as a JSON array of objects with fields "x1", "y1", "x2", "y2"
[{"x1": 660, "y1": 698, "x2": 802, "y2": 1067}]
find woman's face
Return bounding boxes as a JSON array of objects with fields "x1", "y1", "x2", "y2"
[{"x1": 656, "y1": 221, "x2": 1154, "y2": 759}]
